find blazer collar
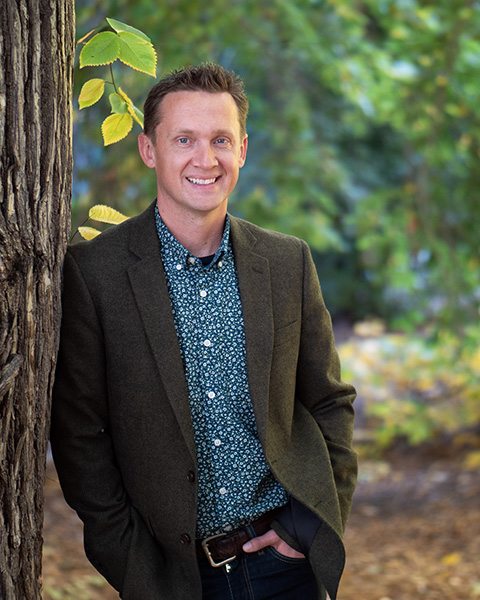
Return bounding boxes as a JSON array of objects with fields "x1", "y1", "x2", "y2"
[
  {"x1": 229, "y1": 216, "x2": 273, "y2": 444},
  {"x1": 126, "y1": 202, "x2": 197, "y2": 461}
]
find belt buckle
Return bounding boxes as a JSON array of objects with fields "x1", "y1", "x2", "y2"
[{"x1": 201, "y1": 533, "x2": 237, "y2": 568}]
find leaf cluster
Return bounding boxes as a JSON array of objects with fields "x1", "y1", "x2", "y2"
[
  {"x1": 74, "y1": 205, "x2": 129, "y2": 241},
  {"x1": 77, "y1": 18, "x2": 156, "y2": 145}
]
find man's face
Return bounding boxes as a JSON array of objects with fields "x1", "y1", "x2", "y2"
[{"x1": 138, "y1": 90, "x2": 248, "y2": 223}]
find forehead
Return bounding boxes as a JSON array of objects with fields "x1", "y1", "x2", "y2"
[{"x1": 157, "y1": 90, "x2": 241, "y2": 134}]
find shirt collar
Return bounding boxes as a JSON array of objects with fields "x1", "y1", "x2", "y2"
[{"x1": 155, "y1": 204, "x2": 231, "y2": 270}]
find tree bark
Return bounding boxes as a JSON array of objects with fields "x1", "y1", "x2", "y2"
[{"x1": 0, "y1": 1, "x2": 74, "y2": 598}]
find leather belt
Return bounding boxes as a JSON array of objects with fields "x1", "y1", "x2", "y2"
[{"x1": 196, "y1": 508, "x2": 280, "y2": 567}]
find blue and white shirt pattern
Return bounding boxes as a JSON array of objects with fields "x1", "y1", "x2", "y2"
[{"x1": 155, "y1": 207, "x2": 288, "y2": 538}]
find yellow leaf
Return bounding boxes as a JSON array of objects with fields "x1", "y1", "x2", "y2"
[
  {"x1": 101, "y1": 112, "x2": 133, "y2": 146},
  {"x1": 117, "y1": 87, "x2": 132, "y2": 105},
  {"x1": 442, "y1": 552, "x2": 461, "y2": 566},
  {"x1": 78, "y1": 79, "x2": 105, "y2": 109},
  {"x1": 117, "y1": 87, "x2": 144, "y2": 128},
  {"x1": 127, "y1": 103, "x2": 144, "y2": 128},
  {"x1": 78, "y1": 226, "x2": 102, "y2": 240},
  {"x1": 89, "y1": 205, "x2": 129, "y2": 225},
  {"x1": 464, "y1": 450, "x2": 480, "y2": 470}
]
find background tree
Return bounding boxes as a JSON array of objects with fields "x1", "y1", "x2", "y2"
[{"x1": 0, "y1": 1, "x2": 75, "y2": 598}]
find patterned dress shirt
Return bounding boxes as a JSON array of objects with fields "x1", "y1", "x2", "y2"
[{"x1": 155, "y1": 207, "x2": 288, "y2": 538}]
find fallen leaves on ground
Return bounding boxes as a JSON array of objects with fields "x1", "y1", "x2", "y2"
[
  {"x1": 43, "y1": 448, "x2": 480, "y2": 600},
  {"x1": 340, "y1": 450, "x2": 480, "y2": 600}
]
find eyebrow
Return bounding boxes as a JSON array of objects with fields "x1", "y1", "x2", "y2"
[{"x1": 170, "y1": 128, "x2": 235, "y2": 137}]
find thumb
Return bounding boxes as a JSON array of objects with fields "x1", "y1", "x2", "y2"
[{"x1": 242, "y1": 529, "x2": 277, "y2": 553}]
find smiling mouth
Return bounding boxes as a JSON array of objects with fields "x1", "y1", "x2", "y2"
[{"x1": 187, "y1": 177, "x2": 218, "y2": 185}]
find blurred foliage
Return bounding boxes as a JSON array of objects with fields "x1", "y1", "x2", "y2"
[
  {"x1": 72, "y1": 0, "x2": 479, "y2": 335},
  {"x1": 72, "y1": 0, "x2": 479, "y2": 334},
  {"x1": 72, "y1": 0, "x2": 480, "y2": 446},
  {"x1": 340, "y1": 322, "x2": 480, "y2": 451}
]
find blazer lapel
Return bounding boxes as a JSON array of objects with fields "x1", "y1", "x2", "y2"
[
  {"x1": 126, "y1": 204, "x2": 196, "y2": 462},
  {"x1": 230, "y1": 216, "x2": 273, "y2": 445}
]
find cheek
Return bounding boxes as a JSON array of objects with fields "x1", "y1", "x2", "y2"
[{"x1": 157, "y1": 154, "x2": 185, "y2": 174}]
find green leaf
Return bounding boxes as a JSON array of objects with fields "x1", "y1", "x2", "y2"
[
  {"x1": 101, "y1": 112, "x2": 133, "y2": 146},
  {"x1": 89, "y1": 204, "x2": 129, "y2": 225},
  {"x1": 117, "y1": 32, "x2": 157, "y2": 76},
  {"x1": 80, "y1": 32, "x2": 120, "y2": 68},
  {"x1": 78, "y1": 226, "x2": 102, "y2": 240},
  {"x1": 109, "y1": 92, "x2": 128, "y2": 114},
  {"x1": 79, "y1": 79, "x2": 105, "y2": 109},
  {"x1": 106, "y1": 18, "x2": 151, "y2": 43}
]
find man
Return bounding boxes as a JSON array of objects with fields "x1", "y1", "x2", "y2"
[{"x1": 51, "y1": 63, "x2": 357, "y2": 600}]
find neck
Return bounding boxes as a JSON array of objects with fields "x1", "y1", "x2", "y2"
[{"x1": 157, "y1": 202, "x2": 226, "y2": 257}]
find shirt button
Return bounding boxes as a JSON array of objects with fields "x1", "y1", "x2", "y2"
[
  {"x1": 217, "y1": 260, "x2": 223, "y2": 268},
  {"x1": 214, "y1": 439, "x2": 221, "y2": 447},
  {"x1": 203, "y1": 339, "x2": 211, "y2": 347},
  {"x1": 187, "y1": 256, "x2": 196, "y2": 265},
  {"x1": 200, "y1": 290, "x2": 207, "y2": 298},
  {"x1": 207, "y1": 391, "x2": 216, "y2": 399},
  {"x1": 180, "y1": 533, "x2": 191, "y2": 545},
  {"x1": 186, "y1": 470, "x2": 195, "y2": 482},
  {"x1": 219, "y1": 487, "x2": 227, "y2": 495},
  {"x1": 176, "y1": 264, "x2": 182, "y2": 271}
]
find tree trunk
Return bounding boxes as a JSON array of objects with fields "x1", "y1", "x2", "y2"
[{"x1": 0, "y1": 1, "x2": 74, "y2": 598}]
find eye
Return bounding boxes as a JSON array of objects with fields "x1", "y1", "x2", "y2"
[
  {"x1": 178, "y1": 137, "x2": 189, "y2": 144},
  {"x1": 215, "y1": 137, "x2": 230, "y2": 146}
]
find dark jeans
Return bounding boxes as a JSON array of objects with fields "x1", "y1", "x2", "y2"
[{"x1": 199, "y1": 542, "x2": 318, "y2": 600}]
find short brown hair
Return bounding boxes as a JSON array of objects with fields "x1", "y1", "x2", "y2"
[{"x1": 143, "y1": 63, "x2": 249, "y2": 140}]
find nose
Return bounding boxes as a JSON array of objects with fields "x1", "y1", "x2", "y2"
[{"x1": 192, "y1": 141, "x2": 218, "y2": 169}]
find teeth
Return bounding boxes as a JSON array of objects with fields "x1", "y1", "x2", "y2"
[{"x1": 187, "y1": 177, "x2": 217, "y2": 185}]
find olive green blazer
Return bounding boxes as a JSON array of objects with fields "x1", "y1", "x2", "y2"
[{"x1": 51, "y1": 201, "x2": 357, "y2": 600}]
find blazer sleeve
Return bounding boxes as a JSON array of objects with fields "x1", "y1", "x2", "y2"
[
  {"x1": 50, "y1": 250, "x2": 169, "y2": 599},
  {"x1": 297, "y1": 240, "x2": 358, "y2": 532},
  {"x1": 271, "y1": 239, "x2": 357, "y2": 600}
]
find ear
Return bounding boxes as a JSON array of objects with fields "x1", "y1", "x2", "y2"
[
  {"x1": 138, "y1": 133, "x2": 156, "y2": 168},
  {"x1": 239, "y1": 134, "x2": 248, "y2": 168}
]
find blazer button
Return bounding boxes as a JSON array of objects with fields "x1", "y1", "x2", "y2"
[
  {"x1": 180, "y1": 533, "x2": 191, "y2": 545},
  {"x1": 186, "y1": 470, "x2": 195, "y2": 482}
]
